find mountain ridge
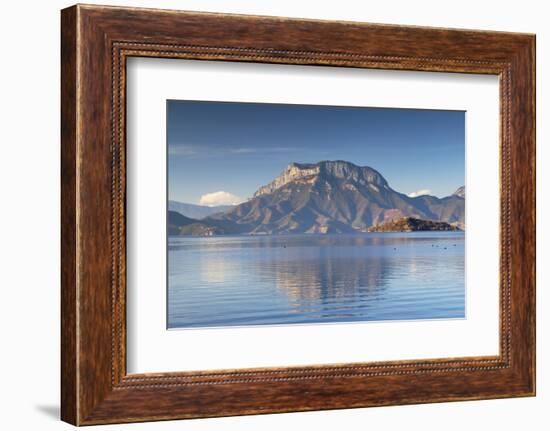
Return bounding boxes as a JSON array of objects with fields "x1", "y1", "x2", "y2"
[
  {"x1": 453, "y1": 186, "x2": 465, "y2": 199},
  {"x1": 253, "y1": 160, "x2": 389, "y2": 198},
  {"x1": 193, "y1": 160, "x2": 465, "y2": 235}
]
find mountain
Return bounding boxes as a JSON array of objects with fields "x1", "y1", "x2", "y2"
[
  {"x1": 368, "y1": 217, "x2": 461, "y2": 232},
  {"x1": 168, "y1": 211, "x2": 200, "y2": 235},
  {"x1": 204, "y1": 161, "x2": 464, "y2": 235},
  {"x1": 168, "y1": 210, "x2": 231, "y2": 236},
  {"x1": 168, "y1": 200, "x2": 235, "y2": 219},
  {"x1": 453, "y1": 186, "x2": 465, "y2": 199}
]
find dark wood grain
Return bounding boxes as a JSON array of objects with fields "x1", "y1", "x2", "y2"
[
  {"x1": 61, "y1": 4, "x2": 535, "y2": 425},
  {"x1": 60, "y1": 5, "x2": 78, "y2": 425}
]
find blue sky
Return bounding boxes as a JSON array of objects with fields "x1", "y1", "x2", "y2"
[{"x1": 167, "y1": 100, "x2": 465, "y2": 205}]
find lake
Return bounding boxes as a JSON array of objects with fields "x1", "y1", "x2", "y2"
[{"x1": 167, "y1": 232, "x2": 465, "y2": 329}]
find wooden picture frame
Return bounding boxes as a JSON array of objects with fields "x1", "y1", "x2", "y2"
[{"x1": 61, "y1": 4, "x2": 535, "y2": 425}]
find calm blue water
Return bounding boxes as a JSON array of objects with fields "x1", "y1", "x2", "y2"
[{"x1": 167, "y1": 232, "x2": 465, "y2": 329}]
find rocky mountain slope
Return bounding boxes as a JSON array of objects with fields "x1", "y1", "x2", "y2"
[
  {"x1": 452, "y1": 186, "x2": 465, "y2": 199},
  {"x1": 202, "y1": 161, "x2": 464, "y2": 235}
]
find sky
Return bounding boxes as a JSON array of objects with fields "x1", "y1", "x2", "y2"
[{"x1": 167, "y1": 100, "x2": 465, "y2": 206}]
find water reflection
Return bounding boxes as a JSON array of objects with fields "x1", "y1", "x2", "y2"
[
  {"x1": 168, "y1": 233, "x2": 465, "y2": 328},
  {"x1": 264, "y1": 255, "x2": 388, "y2": 304}
]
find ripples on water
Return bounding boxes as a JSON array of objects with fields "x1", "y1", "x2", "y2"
[{"x1": 167, "y1": 232, "x2": 465, "y2": 329}]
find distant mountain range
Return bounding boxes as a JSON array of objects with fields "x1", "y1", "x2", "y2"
[
  {"x1": 168, "y1": 200, "x2": 235, "y2": 219},
  {"x1": 169, "y1": 160, "x2": 465, "y2": 236}
]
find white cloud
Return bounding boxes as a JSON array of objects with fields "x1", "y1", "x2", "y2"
[
  {"x1": 407, "y1": 189, "x2": 432, "y2": 198},
  {"x1": 199, "y1": 191, "x2": 244, "y2": 207},
  {"x1": 229, "y1": 146, "x2": 296, "y2": 155},
  {"x1": 169, "y1": 145, "x2": 298, "y2": 158},
  {"x1": 168, "y1": 145, "x2": 197, "y2": 157},
  {"x1": 230, "y1": 148, "x2": 258, "y2": 154}
]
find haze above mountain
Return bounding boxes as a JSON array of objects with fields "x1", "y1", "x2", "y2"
[
  {"x1": 168, "y1": 200, "x2": 235, "y2": 219},
  {"x1": 170, "y1": 160, "x2": 465, "y2": 235}
]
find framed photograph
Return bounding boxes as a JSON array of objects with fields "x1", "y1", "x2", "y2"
[{"x1": 61, "y1": 4, "x2": 535, "y2": 425}]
